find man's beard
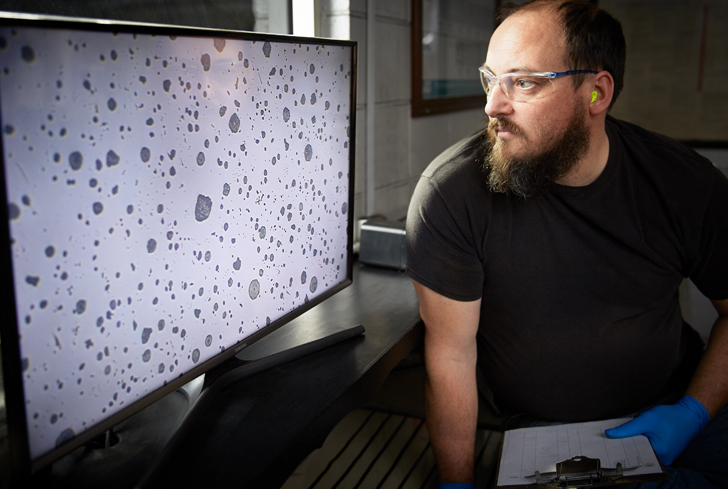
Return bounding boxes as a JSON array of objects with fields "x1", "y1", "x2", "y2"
[{"x1": 484, "y1": 108, "x2": 590, "y2": 199}]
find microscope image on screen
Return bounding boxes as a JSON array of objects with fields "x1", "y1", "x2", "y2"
[{"x1": 0, "y1": 26, "x2": 352, "y2": 460}]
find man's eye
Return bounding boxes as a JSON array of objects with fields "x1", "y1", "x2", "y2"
[{"x1": 515, "y1": 78, "x2": 536, "y2": 89}]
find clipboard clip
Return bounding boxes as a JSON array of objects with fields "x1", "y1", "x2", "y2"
[{"x1": 532, "y1": 456, "x2": 625, "y2": 487}]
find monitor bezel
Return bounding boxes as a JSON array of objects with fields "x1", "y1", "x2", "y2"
[{"x1": 0, "y1": 10, "x2": 357, "y2": 479}]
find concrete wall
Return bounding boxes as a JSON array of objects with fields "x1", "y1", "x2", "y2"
[{"x1": 320, "y1": 0, "x2": 486, "y2": 223}]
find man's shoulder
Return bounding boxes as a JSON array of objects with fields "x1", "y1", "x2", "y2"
[
  {"x1": 607, "y1": 116, "x2": 713, "y2": 174},
  {"x1": 407, "y1": 128, "x2": 491, "y2": 252}
]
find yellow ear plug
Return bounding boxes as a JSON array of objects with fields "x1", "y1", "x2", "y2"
[{"x1": 591, "y1": 91, "x2": 598, "y2": 103}]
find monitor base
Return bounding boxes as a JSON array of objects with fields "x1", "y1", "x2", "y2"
[
  {"x1": 203, "y1": 323, "x2": 365, "y2": 389},
  {"x1": 135, "y1": 322, "x2": 365, "y2": 488}
]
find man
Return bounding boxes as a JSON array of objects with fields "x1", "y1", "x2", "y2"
[{"x1": 405, "y1": 1, "x2": 728, "y2": 488}]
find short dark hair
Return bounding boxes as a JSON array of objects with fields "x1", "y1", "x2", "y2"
[{"x1": 497, "y1": 0, "x2": 626, "y2": 110}]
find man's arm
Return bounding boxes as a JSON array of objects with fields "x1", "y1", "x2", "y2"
[
  {"x1": 685, "y1": 298, "x2": 728, "y2": 417},
  {"x1": 606, "y1": 298, "x2": 728, "y2": 464},
  {"x1": 413, "y1": 280, "x2": 481, "y2": 484}
]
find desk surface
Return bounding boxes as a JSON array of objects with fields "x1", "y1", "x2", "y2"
[{"x1": 42, "y1": 262, "x2": 421, "y2": 489}]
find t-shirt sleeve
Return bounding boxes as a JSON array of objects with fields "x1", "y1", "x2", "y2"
[
  {"x1": 405, "y1": 174, "x2": 484, "y2": 302},
  {"x1": 688, "y1": 167, "x2": 728, "y2": 301}
]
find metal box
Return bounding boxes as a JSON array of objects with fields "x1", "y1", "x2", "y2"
[{"x1": 359, "y1": 220, "x2": 406, "y2": 270}]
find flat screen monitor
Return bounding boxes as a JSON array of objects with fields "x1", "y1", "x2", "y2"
[{"x1": 0, "y1": 12, "x2": 356, "y2": 478}]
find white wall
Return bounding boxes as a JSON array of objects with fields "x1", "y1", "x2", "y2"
[{"x1": 319, "y1": 0, "x2": 486, "y2": 223}]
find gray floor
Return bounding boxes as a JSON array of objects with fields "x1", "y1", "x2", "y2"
[
  {"x1": 281, "y1": 351, "x2": 504, "y2": 489},
  {"x1": 281, "y1": 408, "x2": 502, "y2": 489}
]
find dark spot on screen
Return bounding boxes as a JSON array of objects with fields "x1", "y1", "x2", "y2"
[
  {"x1": 228, "y1": 113, "x2": 240, "y2": 133},
  {"x1": 249, "y1": 279, "x2": 260, "y2": 300},
  {"x1": 21, "y1": 45, "x2": 35, "y2": 63},
  {"x1": 106, "y1": 150, "x2": 120, "y2": 168},
  {"x1": 55, "y1": 428, "x2": 76, "y2": 448},
  {"x1": 200, "y1": 53, "x2": 211, "y2": 72},
  {"x1": 142, "y1": 328, "x2": 152, "y2": 345},
  {"x1": 195, "y1": 194, "x2": 212, "y2": 222},
  {"x1": 69, "y1": 151, "x2": 83, "y2": 171},
  {"x1": 8, "y1": 202, "x2": 20, "y2": 220}
]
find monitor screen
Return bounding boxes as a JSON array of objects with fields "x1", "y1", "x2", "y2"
[{"x1": 0, "y1": 12, "x2": 355, "y2": 475}]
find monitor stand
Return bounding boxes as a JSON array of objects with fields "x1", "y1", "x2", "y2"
[
  {"x1": 202, "y1": 322, "x2": 365, "y2": 389},
  {"x1": 134, "y1": 321, "x2": 365, "y2": 488}
]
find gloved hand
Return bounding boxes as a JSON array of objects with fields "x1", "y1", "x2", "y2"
[
  {"x1": 605, "y1": 395, "x2": 709, "y2": 466},
  {"x1": 440, "y1": 484, "x2": 476, "y2": 489}
]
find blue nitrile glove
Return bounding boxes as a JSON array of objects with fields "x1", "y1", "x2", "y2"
[
  {"x1": 440, "y1": 484, "x2": 476, "y2": 489},
  {"x1": 605, "y1": 395, "x2": 709, "y2": 466}
]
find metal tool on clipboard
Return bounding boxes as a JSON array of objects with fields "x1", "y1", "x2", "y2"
[{"x1": 527, "y1": 455, "x2": 638, "y2": 487}]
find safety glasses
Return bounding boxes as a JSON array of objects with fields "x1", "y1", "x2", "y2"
[{"x1": 478, "y1": 66, "x2": 598, "y2": 102}]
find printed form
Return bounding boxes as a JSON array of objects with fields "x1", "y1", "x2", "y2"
[{"x1": 497, "y1": 418, "x2": 663, "y2": 486}]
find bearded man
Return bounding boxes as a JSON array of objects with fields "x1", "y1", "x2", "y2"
[{"x1": 405, "y1": 1, "x2": 728, "y2": 488}]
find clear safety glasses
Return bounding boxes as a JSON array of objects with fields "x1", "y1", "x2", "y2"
[{"x1": 478, "y1": 66, "x2": 598, "y2": 102}]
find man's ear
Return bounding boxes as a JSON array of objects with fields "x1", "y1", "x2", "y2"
[{"x1": 587, "y1": 71, "x2": 614, "y2": 115}]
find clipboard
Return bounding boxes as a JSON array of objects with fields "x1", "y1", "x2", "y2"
[{"x1": 494, "y1": 418, "x2": 668, "y2": 488}]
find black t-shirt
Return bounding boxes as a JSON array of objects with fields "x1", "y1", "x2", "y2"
[{"x1": 406, "y1": 116, "x2": 728, "y2": 422}]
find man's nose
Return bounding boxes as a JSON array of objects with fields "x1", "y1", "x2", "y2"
[{"x1": 485, "y1": 82, "x2": 512, "y2": 118}]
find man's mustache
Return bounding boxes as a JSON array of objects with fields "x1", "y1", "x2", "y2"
[{"x1": 487, "y1": 118, "x2": 523, "y2": 137}]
